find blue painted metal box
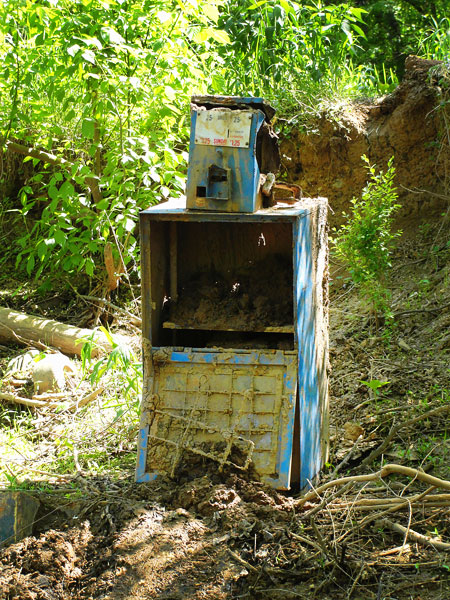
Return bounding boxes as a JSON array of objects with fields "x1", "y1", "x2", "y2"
[
  {"x1": 0, "y1": 491, "x2": 39, "y2": 547},
  {"x1": 136, "y1": 198, "x2": 329, "y2": 491},
  {"x1": 186, "y1": 96, "x2": 279, "y2": 213}
]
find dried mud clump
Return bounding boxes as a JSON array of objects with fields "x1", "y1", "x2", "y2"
[
  {"x1": 0, "y1": 522, "x2": 93, "y2": 600},
  {"x1": 171, "y1": 254, "x2": 293, "y2": 331}
]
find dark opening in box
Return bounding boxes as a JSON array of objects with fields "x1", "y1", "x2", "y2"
[{"x1": 148, "y1": 221, "x2": 294, "y2": 349}]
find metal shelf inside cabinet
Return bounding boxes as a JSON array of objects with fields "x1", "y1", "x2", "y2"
[{"x1": 162, "y1": 321, "x2": 294, "y2": 334}]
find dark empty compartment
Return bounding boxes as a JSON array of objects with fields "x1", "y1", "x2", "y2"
[{"x1": 148, "y1": 220, "x2": 294, "y2": 348}]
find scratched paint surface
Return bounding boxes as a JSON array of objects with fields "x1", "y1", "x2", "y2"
[
  {"x1": 294, "y1": 211, "x2": 328, "y2": 490},
  {"x1": 138, "y1": 349, "x2": 297, "y2": 489}
]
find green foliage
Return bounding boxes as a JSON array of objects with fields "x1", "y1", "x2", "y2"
[
  {"x1": 81, "y1": 326, "x2": 142, "y2": 413},
  {"x1": 332, "y1": 156, "x2": 401, "y2": 316},
  {"x1": 418, "y1": 16, "x2": 450, "y2": 62},
  {"x1": 0, "y1": 0, "x2": 225, "y2": 284},
  {"x1": 213, "y1": 0, "x2": 376, "y2": 118},
  {"x1": 0, "y1": 0, "x2": 447, "y2": 288},
  {"x1": 349, "y1": 0, "x2": 448, "y2": 79},
  {"x1": 360, "y1": 379, "x2": 390, "y2": 396},
  {"x1": 217, "y1": 1, "x2": 367, "y2": 92}
]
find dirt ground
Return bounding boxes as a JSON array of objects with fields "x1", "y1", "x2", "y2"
[
  {"x1": 171, "y1": 254, "x2": 293, "y2": 333},
  {"x1": 1, "y1": 220, "x2": 449, "y2": 600}
]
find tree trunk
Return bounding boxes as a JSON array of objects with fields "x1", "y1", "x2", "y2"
[{"x1": 0, "y1": 307, "x2": 127, "y2": 356}]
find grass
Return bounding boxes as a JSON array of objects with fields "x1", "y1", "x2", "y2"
[{"x1": 0, "y1": 340, "x2": 142, "y2": 493}]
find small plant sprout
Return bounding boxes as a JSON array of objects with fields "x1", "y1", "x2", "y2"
[{"x1": 360, "y1": 379, "x2": 390, "y2": 398}]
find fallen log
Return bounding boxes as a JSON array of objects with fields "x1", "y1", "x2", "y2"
[
  {"x1": 0, "y1": 391, "x2": 57, "y2": 408},
  {"x1": 0, "y1": 307, "x2": 130, "y2": 357}
]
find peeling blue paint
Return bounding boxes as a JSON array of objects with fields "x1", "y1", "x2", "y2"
[{"x1": 294, "y1": 215, "x2": 322, "y2": 490}]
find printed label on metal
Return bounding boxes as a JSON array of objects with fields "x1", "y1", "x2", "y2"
[{"x1": 195, "y1": 110, "x2": 252, "y2": 148}]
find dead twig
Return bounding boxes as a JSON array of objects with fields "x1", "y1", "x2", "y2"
[
  {"x1": 290, "y1": 531, "x2": 323, "y2": 553},
  {"x1": 296, "y1": 464, "x2": 450, "y2": 509},
  {"x1": 378, "y1": 518, "x2": 450, "y2": 551},
  {"x1": 0, "y1": 391, "x2": 57, "y2": 408},
  {"x1": 330, "y1": 439, "x2": 363, "y2": 478},
  {"x1": 32, "y1": 392, "x2": 66, "y2": 401},
  {"x1": 303, "y1": 481, "x2": 355, "y2": 518},
  {"x1": 394, "y1": 301, "x2": 450, "y2": 317},
  {"x1": 357, "y1": 486, "x2": 436, "y2": 529},
  {"x1": 228, "y1": 548, "x2": 258, "y2": 573},
  {"x1": 362, "y1": 404, "x2": 450, "y2": 466},
  {"x1": 347, "y1": 560, "x2": 366, "y2": 599},
  {"x1": 69, "y1": 387, "x2": 105, "y2": 412},
  {"x1": 79, "y1": 294, "x2": 141, "y2": 326}
]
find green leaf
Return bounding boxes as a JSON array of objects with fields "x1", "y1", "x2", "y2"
[
  {"x1": 48, "y1": 185, "x2": 59, "y2": 200},
  {"x1": 194, "y1": 28, "x2": 210, "y2": 43},
  {"x1": 102, "y1": 26, "x2": 125, "y2": 45},
  {"x1": 202, "y1": 4, "x2": 219, "y2": 23},
  {"x1": 82, "y1": 118, "x2": 96, "y2": 138},
  {"x1": 208, "y1": 29, "x2": 231, "y2": 44},
  {"x1": 79, "y1": 36, "x2": 103, "y2": 50},
  {"x1": 35, "y1": 32, "x2": 45, "y2": 46},
  {"x1": 85, "y1": 258, "x2": 94, "y2": 276},
  {"x1": 67, "y1": 44, "x2": 81, "y2": 57},
  {"x1": 278, "y1": 0, "x2": 294, "y2": 13},
  {"x1": 54, "y1": 229, "x2": 66, "y2": 246},
  {"x1": 26, "y1": 255, "x2": 35, "y2": 276},
  {"x1": 37, "y1": 243, "x2": 47, "y2": 260},
  {"x1": 164, "y1": 86, "x2": 176, "y2": 102},
  {"x1": 60, "y1": 180, "x2": 75, "y2": 198},
  {"x1": 82, "y1": 50, "x2": 96, "y2": 65},
  {"x1": 96, "y1": 198, "x2": 109, "y2": 211}
]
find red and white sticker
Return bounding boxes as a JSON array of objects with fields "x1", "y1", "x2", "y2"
[{"x1": 195, "y1": 109, "x2": 252, "y2": 148}]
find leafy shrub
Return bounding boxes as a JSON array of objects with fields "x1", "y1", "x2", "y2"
[{"x1": 332, "y1": 156, "x2": 401, "y2": 317}]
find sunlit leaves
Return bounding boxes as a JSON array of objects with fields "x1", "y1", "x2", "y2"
[
  {"x1": 81, "y1": 118, "x2": 95, "y2": 138},
  {"x1": 0, "y1": 0, "x2": 241, "y2": 282},
  {"x1": 216, "y1": 0, "x2": 370, "y2": 96}
]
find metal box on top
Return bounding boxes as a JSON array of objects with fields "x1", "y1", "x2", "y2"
[{"x1": 186, "y1": 96, "x2": 280, "y2": 213}]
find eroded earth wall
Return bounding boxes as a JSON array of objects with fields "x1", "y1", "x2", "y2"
[{"x1": 281, "y1": 56, "x2": 449, "y2": 227}]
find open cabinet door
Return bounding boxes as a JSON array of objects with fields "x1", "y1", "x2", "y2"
[{"x1": 136, "y1": 348, "x2": 298, "y2": 490}]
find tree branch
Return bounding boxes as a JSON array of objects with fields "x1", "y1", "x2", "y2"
[{"x1": 6, "y1": 140, "x2": 103, "y2": 204}]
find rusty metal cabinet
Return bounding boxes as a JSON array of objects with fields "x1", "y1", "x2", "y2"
[{"x1": 136, "y1": 197, "x2": 328, "y2": 490}]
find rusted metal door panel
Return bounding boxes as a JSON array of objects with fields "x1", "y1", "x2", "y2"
[{"x1": 136, "y1": 348, "x2": 297, "y2": 489}]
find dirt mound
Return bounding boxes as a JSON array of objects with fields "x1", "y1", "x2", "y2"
[
  {"x1": 171, "y1": 254, "x2": 293, "y2": 332},
  {"x1": 0, "y1": 523, "x2": 93, "y2": 600},
  {"x1": 282, "y1": 56, "x2": 449, "y2": 226}
]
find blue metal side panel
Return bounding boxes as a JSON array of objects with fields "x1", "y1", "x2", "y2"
[
  {"x1": 294, "y1": 214, "x2": 322, "y2": 490},
  {"x1": 0, "y1": 492, "x2": 39, "y2": 546},
  {"x1": 186, "y1": 110, "x2": 265, "y2": 212},
  {"x1": 136, "y1": 424, "x2": 154, "y2": 482},
  {"x1": 137, "y1": 348, "x2": 297, "y2": 489}
]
